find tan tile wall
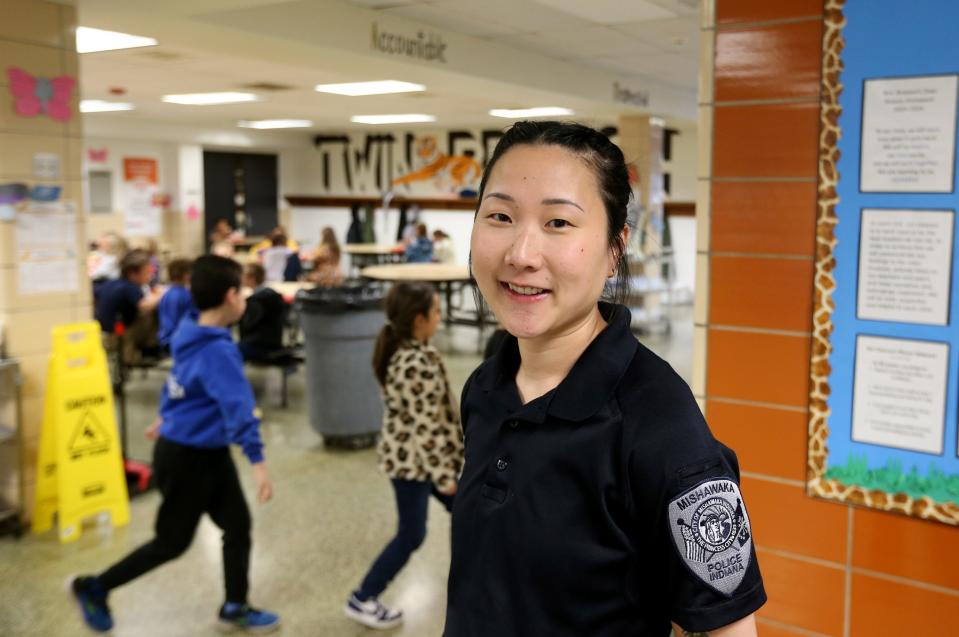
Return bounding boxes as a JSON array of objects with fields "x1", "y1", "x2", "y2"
[{"x1": 0, "y1": 0, "x2": 86, "y2": 521}]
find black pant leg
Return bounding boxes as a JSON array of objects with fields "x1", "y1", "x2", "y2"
[
  {"x1": 357, "y1": 479, "x2": 432, "y2": 599},
  {"x1": 97, "y1": 439, "x2": 208, "y2": 591},
  {"x1": 205, "y1": 451, "x2": 252, "y2": 605}
]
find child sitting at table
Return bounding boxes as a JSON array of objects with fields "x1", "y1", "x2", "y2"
[
  {"x1": 309, "y1": 226, "x2": 344, "y2": 287},
  {"x1": 238, "y1": 263, "x2": 286, "y2": 362},
  {"x1": 431, "y1": 229, "x2": 454, "y2": 263},
  {"x1": 404, "y1": 223, "x2": 433, "y2": 263},
  {"x1": 88, "y1": 231, "x2": 126, "y2": 284},
  {"x1": 259, "y1": 233, "x2": 294, "y2": 283},
  {"x1": 157, "y1": 258, "x2": 198, "y2": 350},
  {"x1": 95, "y1": 248, "x2": 163, "y2": 364}
]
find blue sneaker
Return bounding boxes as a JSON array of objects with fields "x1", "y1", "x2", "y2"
[
  {"x1": 68, "y1": 575, "x2": 113, "y2": 633},
  {"x1": 344, "y1": 592, "x2": 403, "y2": 629},
  {"x1": 217, "y1": 602, "x2": 280, "y2": 633}
]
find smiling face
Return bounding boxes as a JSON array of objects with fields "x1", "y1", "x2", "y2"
[{"x1": 471, "y1": 144, "x2": 620, "y2": 341}]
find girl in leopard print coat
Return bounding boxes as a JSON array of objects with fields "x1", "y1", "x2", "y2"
[{"x1": 346, "y1": 281, "x2": 464, "y2": 629}]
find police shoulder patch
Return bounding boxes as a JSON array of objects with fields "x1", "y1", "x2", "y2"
[{"x1": 667, "y1": 477, "x2": 753, "y2": 596}]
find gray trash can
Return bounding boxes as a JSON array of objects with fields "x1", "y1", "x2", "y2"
[{"x1": 296, "y1": 282, "x2": 385, "y2": 448}]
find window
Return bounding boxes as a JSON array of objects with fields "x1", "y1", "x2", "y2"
[{"x1": 88, "y1": 170, "x2": 113, "y2": 213}]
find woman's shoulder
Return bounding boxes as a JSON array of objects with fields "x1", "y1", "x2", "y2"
[{"x1": 615, "y1": 343, "x2": 710, "y2": 444}]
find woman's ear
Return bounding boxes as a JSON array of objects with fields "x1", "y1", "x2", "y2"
[{"x1": 609, "y1": 226, "x2": 630, "y2": 276}]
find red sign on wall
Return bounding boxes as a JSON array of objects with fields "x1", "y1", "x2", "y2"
[{"x1": 123, "y1": 157, "x2": 157, "y2": 184}]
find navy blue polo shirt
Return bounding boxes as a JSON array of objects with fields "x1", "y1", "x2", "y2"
[
  {"x1": 94, "y1": 278, "x2": 144, "y2": 334},
  {"x1": 444, "y1": 304, "x2": 765, "y2": 636}
]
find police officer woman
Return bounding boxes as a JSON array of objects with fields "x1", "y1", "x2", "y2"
[{"x1": 444, "y1": 121, "x2": 765, "y2": 637}]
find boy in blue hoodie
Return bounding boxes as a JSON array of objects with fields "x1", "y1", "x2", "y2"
[
  {"x1": 156, "y1": 257, "x2": 198, "y2": 351},
  {"x1": 70, "y1": 255, "x2": 279, "y2": 633}
]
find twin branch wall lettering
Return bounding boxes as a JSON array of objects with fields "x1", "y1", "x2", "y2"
[{"x1": 312, "y1": 130, "x2": 505, "y2": 195}]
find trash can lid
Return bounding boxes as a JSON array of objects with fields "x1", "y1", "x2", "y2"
[{"x1": 296, "y1": 280, "x2": 385, "y2": 313}]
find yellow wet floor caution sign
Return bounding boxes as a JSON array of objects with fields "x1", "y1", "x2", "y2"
[{"x1": 32, "y1": 322, "x2": 129, "y2": 542}]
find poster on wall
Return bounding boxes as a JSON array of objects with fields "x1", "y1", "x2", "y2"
[
  {"x1": 808, "y1": 0, "x2": 959, "y2": 525},
  {"x1": 122, "y1": 157, "x2": 160, "y2": 237},
  {"x1": 16, "y1": 201, "x2": 79, "y2": 295}
]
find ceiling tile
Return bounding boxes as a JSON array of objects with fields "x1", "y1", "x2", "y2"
[
  {"x1": 613, "y1": 16, "x2": 700, "y2": 52},
  {"x1": 530, "y1": 0, "x2": 675, "y2": 25},
  {"x1": 496, "y1": 25, "x2": 663, "y2": 59},
  {"x1": 346, "y1": 0, "x2": 422, "y2": 8},
  {"x1": 645, "y1": 0, "x2": 701, "y2": 18},
  {"x1": 428, "y1": 0, "x2": 586, "y2": 34},
  {"x1": 589, "y1": 51, "x2": 699, "y2": 89},
  {"x1": 383, "y1": 3, "x2": 524, "y2": 37}
]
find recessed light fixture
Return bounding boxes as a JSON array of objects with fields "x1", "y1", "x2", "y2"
[
  {"x1": 162, "y1": 92, "x2": 259, "y2": 105},
  {"x1": 238, "y1": 119, "x2": 314, "y2": 129},
  {"x1": 317, "y1": 80, "x2": 425, "y2": 96},
  {"x1": 351, "y1": 114, "x2": 436, "y2": 125},
  {"x1": 80, "y1": 99, "x2": 135, "y2": 113},
  {"x1": 489, "y1": 107, "x2": 574, "y2": 118},
  {"x1": 76, "y1": 26, "x2": 157, "y2": 54}
]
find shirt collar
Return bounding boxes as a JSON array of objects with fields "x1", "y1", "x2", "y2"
[{"x1": 478, "y1": 303, "x2": 638, "y2": 423}]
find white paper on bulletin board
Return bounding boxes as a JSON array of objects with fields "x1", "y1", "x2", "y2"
[
  {"x1": 860, "y1": 75, "x2": 958, "y2": 193},
  {"x1": 123, "y1": 184, "x2": 160, "y2": 237},
  {"x1": 16, "y1": 203, "x2": 80, "y2": 295},
  {"x1": 851, "y1": 334, "x2": 949, "y2": 455},
  {"x1": 856, "y1": 208, "x2": 955, "y2": 325},
  {"x1": 122, "y1": 157, "x2": 161, "y2": 237}
]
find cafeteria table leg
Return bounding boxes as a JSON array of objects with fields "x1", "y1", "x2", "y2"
[{"x1": 444, "y1": 281, "x2": 453, "y2": 330}]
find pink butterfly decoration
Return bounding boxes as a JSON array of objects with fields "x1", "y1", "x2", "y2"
[{"x1": 6, "y1": 66, "x2": 75, "y2": 122}]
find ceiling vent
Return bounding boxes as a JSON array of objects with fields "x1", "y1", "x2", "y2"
[
  {"x1": 136, "y1": 50, "x2": 185, "y2": 62},
  {"x1": 240, "y1": 82, "x2": 296, "y2": 92}
]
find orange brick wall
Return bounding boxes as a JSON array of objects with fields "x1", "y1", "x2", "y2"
[{"x1": 699, "y1": 1, "x2": 959, "y2": 635}]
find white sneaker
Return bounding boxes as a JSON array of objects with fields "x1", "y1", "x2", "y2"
[{"x1": 344, "y1": 592, "x2": 403, "y2": 629}]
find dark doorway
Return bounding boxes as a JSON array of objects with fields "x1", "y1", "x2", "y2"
[{"x1": 203, "y1": 151, "x2": 278, "y2": 246}]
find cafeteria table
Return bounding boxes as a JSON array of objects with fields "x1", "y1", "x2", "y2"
[{"x1": 360, "y1": 264, "x2": 488, "y2": 347}]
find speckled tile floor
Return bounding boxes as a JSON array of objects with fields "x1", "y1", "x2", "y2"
[{"x1": 0, "y1": 307, "x2": 692, "y2": 637}]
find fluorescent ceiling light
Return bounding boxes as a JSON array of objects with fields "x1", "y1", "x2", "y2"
[
  {"x1": 80, "y1": 99, "x2": 134, "y2": 113},
  {"x1": 76, "y1": 26, "x2": 157, "y2": 53},
  {"x1": 316, "y1": 80, "x2": 425, "y2": 96},
  {"x1": 490, "y1": 107, "x2": 575, "y2": 118},
  {"x1": 162, "y1": 92, "x2": 259, "y2": 105},
  {"x1": 238, "y1": 119, "x2": 314, "y2": 129},
  {"x1": 351, "y1": 114, "x2": 436, "y2": 125}
]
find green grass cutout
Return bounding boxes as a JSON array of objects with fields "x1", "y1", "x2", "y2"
[{"x1": 825, "y1": 455, "x2": 959, "y2": 506}]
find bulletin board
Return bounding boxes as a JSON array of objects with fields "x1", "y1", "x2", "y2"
[{"x1": 808, "y1": 0, "x2": 959, "y2": 524}]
